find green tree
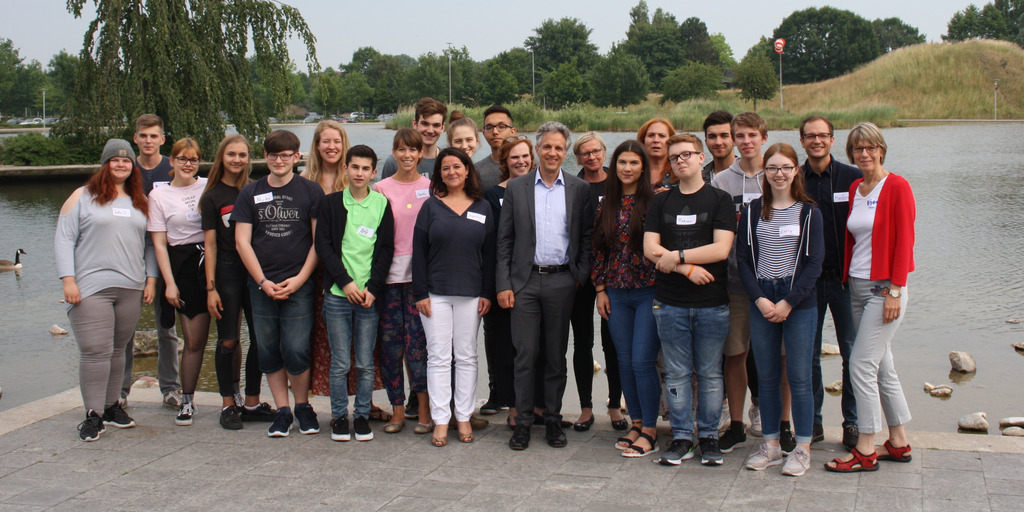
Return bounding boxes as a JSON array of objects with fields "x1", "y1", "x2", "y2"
[
  {"x1": 9, "y1": 60, "x2": 47, "y2": 117},
  {"x1": 542, "y1": 59, "x2": 588, "y2": 108},
  {"x1": 46, "y1": 50, "x2": 80, "y2": 113},
  {"x1": 767, "y1": 7, "x2": 880, "y2": 84},
  {"x1": 710, "y1": 33, "x2": 738, "y2": 69},
  {"x1": 486, "y1": 47, "x2": 533, "y2": 97},
  {"x1": 338, "y1": 71, "x2": 373, "y2": 112},
  {"x1": 622, "y1": 2, "x2": 683, "y2": 86},
  {"x1": 588, "y1": 47, "x2": 650, "y2": 109},
  {"x1": 872, "y1": 17, "x2": 926, "y2": 53},
  {"x1": 679, "y1": 17, "x2": 719, "y2": 66},
  {"x1": 735, "y1": 50, "x2": 778, "y2": 111},
  {"x1": 525, "y1": 18, "x2": 599, "y2": 74},
  {"x1": 0, "y1": 39, "x2": 23, "y2": 115},
  {"x1": 367, "y1": 54, "x2": 405, "y2": 112},
  {"x1": 58, "y1": 0, "x2": 319, "y2": 157},
  {"x1": 944, "y1": 2, "x2": 1020, "y2": 41},
  {"x1": 660, "y1": 62, "x2": 723, "y2": 103},
  {"x1": 479, "y1": 64, "x2": 519, "y2": 106}
]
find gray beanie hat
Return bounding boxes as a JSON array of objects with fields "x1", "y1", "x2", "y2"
[{"x1": 101, "y1": 138, "x2": 137, "y2": 166}]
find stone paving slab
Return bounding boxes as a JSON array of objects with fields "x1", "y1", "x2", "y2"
[{"x1": 0, "y1": 388, "x2": 1022, "y2": 511}]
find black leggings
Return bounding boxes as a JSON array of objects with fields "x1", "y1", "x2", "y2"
[{"x1": 570, "y1": 282, "x2": 622, "y2": 410}]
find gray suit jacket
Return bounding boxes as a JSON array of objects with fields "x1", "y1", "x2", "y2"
[{"x1": 496, "y1": 169, "x2": 594, "y2": 294}]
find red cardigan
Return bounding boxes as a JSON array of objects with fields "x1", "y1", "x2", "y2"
[{"x1": 842, "y1": 173, "x2": 915, "y2": 286}]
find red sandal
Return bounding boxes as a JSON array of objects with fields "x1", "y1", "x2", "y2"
[
  {"x1": 824, "y1": 448, "x2": 879, "y2": 472},
  {"x1": 877, "y1": 440, "x2": 912, "y2": 463}
]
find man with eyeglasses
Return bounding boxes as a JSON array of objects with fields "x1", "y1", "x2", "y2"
[
  {"x1": 799, "y1": 115, "x2": 863, "y2": 450},
  {"x1": 645, "y1": 134, "x2": 735, "y2": 466},
  {"x1": 379, "y1": 97, "x2": 447, "y2": 180},
  {"x1": 234, "y1": 130, "x2": 326, "y2": 438},
  {"x1": 475, "y1": 105, "x2": 517, "y2": 191}
]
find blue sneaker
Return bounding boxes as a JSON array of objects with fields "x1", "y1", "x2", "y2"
[
  {"x1": 294, "y1": 403, "x2": 320, "y2": 435},
  {"x1": 268, "y1": 406, "x2": 292, "y2": 437}
]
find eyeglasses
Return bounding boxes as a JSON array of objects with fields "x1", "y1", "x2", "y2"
[
  {"x1": 173, "y1": 156, "x2": 199, "y2": 165},
  {"x1": 266, "y1": 152, "x2": 297, "y2": 161},
  {"x1": 577, "y1": 149, "x2": 604, "y2": 159},
  {"x1": 503, "y1": 135, "x2": 528, "y2": 143},
  {"x1": 801, "y1": 133, "x2": 832, "y2": 141},
  {"x1": 852, "y1": 146, "x2": 881, "y2": 155},
  {"x1": 484, "y1": 123, "x2": 514, "y2": 133},
  {"x1": 668, "y1": 151, "x2": 700, "y2": 163},
  {"x1": 764, "y1": 165, "x2": 797, "y2": 175}
]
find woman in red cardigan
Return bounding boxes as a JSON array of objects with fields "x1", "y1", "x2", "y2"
[{"x1": 826, "y1": 122, "x2": 915, "y2": 473}]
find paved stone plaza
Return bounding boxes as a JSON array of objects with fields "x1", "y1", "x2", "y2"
[{"x1": 1, "y1": 387, "x2": 1022, "y2": 511}]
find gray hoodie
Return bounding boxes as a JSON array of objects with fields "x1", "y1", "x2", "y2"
[{"x1": 710, "y1": 160, "x2": 764, "y2": 294}]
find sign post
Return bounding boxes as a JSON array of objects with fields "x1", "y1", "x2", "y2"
[{"x1": 774, "y1": 38, "x2": 786, "y2": 110}]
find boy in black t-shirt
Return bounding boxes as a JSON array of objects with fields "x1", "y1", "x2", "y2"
[
  {"x1": 644, "y1": 134, "x2": 735, "y2": 466},
  {"x1": 234, "y1": 130, "x2": 325, "y2": 437}
]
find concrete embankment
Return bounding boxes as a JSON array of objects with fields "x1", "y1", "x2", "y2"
[{"x1": 0, "y1": 160, "x2": 306, "y2": 181}]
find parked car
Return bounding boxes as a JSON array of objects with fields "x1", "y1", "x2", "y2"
[
  {"x1": 19, "y1": 118, "x2": 43, "y2": 125},
  {"x1": 268, "y1": 117, "x2": 278, "y2": 124},
  {"x1": 43, "y1": 117, "x2": 59, "y2": 125},
  {"x1": 5, "y1": 118, "x2": 23, "y2": 125}
]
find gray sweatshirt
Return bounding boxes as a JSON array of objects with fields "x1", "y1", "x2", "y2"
[{"x1": 710, "y1": 160, "x2": 764, "y2": 294}]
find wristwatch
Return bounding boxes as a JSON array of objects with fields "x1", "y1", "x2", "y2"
[{"x1": 887, "y1": 287, "x2": 901, "y2": 298}]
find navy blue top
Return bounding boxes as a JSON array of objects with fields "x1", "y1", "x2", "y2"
[
  {"x1": 412, "y1": 196, "x2": 497, "y2": 301},
  {"x1": 802, "y1": 156, "x2": 862, "y2": 276}
]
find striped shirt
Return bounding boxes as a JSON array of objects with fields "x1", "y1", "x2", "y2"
[{"x1": 755, "y1": 203, "x2": 802, "y2": 279}]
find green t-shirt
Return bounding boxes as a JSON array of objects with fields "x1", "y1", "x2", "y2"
[{"x1": 330, "y1": 188, "x2": 389, "y2": 297}]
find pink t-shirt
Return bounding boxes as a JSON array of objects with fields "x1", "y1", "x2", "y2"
[
  {"x1": 147, "y1": 177, "x2": 207, "y2": 245},
  {"x1": 373, "y1": 176, "x2": 431, "y2": 283}
]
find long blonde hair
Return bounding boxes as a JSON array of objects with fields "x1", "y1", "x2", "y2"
[
  {"x1": 204, "y1": 134, "x2": 252, "y2": 195},
  {"x1": 306, "y1": 119, "x2": 350, "y2": 192}
]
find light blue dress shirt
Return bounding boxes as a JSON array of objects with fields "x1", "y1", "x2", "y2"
[{"x1": 533, "y1": 169, "x2": 570, "y2": 265}]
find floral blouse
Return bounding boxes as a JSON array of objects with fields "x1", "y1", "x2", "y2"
[{"x1": 591, "y1": 194, "x2": 656, "y2": 290}]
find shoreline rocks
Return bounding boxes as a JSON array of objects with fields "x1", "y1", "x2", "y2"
[
  {"x1": 930, "y1": 385, "x2": 953, "y2": 397},
  {"x1": 1002, "y1": 427, "x2": 1024, "y2": 437},
  {"x1": 958, "y1": 412, "x2": 989, "y2": 432},
  {"x1": 825, "y1": 380, "x2": 843, "y2": 393},
  {"x1": 49, "y1": 324, "x2": 68, "y2": 336},
  {"x1": 949, "y1": 351, "x2": 976, "y2": 373},
  {"x1": 998, "y1": 417, "x2": 1024, "y2": 429},
  {"x1": 821, "y1": 344, "x2": 840, "y2": 355}
]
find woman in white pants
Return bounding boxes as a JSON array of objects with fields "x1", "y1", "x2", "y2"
[
  {"x1": 413, "y1": 147, "x2": 496, "y2": 447},
  {"x1": 826, "y1": 122, "x2": 915, "y2": 473}
]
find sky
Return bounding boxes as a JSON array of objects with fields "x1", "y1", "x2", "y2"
[{"x1": 1, "y1": 0, "x2": 975, "y2": 71}]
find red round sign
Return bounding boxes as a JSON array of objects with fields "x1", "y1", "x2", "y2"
[{"x1": 774, "y1": 38, "x2": 786, "y2": 54}]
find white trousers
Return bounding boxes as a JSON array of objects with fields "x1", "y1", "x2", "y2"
[{"x1": 421, "y1": 294, "x2": 480, "y2": 424}]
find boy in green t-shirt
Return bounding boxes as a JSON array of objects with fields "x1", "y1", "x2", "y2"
[{"x1": 314, "y1": 145, "x2": 395, "y2": 442}]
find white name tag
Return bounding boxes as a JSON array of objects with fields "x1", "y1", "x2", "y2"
[
  {"x1": 499, "y1": 198, "x2": 504, "y2": 206},
  {"x1": 779, "y1": 224, "x2": 800, "y2": 237},
  {"x1": 357, "y1": 226, "x2": 375, "y2": 237},
  {"x1": 467, "y1": 211, "x2": 486, "y2": 224},
  {"x1": 186, "y1": 211, "x2": 201, "y2": 222},
  {"x1": 254, "y1": 192, "x2": 273, "y2": 204},
  {"x1": 833, "y1": 192, "x2": 849, "y2": 203},
  {"x1": 676, "y1": 214, "x2": 696, "y2": 225},
  {"x1": 152, "y1": 181, "x2": 168, "y2": 189},
  {"x1": 866, "y1": 199, "x2": 878, "y2": 209},
  {"x1": 112, "y1": 207, "x2": 131, "y2": 218},
  {"x1": 415, "y1": 189, "x2": 429, "y2": 199},
  {"x1": 743, "y1": 192, "x2": 762, "y2": 204}
]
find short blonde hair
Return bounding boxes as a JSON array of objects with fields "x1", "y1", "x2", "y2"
[{"x1": 846, "y1": 122, "x2": 887, "y2": 165}]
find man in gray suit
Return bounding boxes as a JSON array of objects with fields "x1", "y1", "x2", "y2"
[{"x1": 497, "y1": 121, "x2": 595, "y2": 450}]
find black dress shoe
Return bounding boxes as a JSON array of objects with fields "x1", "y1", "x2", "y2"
[
  {"x1": 509, "y1": 424, "x2": 531, "y2": 450},
  {"x1": 573, "y1": 415, "x2": 595, "y2": 432},
  {"x1": 546, "y1": 422, "x2": 567, "y2": 448},
  {"x1": 533, "y1": 412, "x2": 571, "y2": 429},
  {"x1": 480, "y1": 389, "x2": 500, "y2": 415},
  {"x1": 842, "y1": 424, "x2": 859, "y2": 451},
  {"x1": 812, "y1": 423, "x2": 825, "y2": 443}
]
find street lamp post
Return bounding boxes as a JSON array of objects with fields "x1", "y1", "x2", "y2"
[
  {"x1": 41, "y1": 89, "x2": 47, "y2": 127},
  {"x1": 446, "y1": 42, "x2": 454, "y2": 104},
  {"x1": 994, "y1": 79, "x2": 999, "y2": 120},
  {"x1": 774, "y1": 38, "x2": 786, "y2": 110},
  {"x1": 531, "y1": 49, "x2": 535, "y2": 98}
]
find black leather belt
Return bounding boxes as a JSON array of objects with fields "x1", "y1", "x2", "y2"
[{"x1": 532, "y1": 264, "x2": 570, "y2": 274}]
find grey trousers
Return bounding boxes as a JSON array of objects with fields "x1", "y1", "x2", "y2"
[
  {"x1": 69, "y1": 287, "x2": 144, "y2": 412},
  {"x1": 121, "y1": 277, "x2": 181, "y2": 397},
  {"x1": 848, "y1": 278, "x2": 912, "y2": 435}
]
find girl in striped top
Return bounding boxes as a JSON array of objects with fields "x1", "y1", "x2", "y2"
[{"x1": 736, "y1": 143, "x2": 824, "y2": 477}]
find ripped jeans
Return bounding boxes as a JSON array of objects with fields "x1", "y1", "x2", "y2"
[{"x1": 653, "y1": 300, "x2": 730, "y2": 441}]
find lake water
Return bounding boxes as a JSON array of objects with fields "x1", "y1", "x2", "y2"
[{"x1": 2, "y1": 122, "x2": 1023, "y2": 434}]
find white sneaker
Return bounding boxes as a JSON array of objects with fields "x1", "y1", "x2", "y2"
[
  {"x1": 163, "y1": 390, "x2": 183, "y2": 409},
  {"x1": 782, "y1": 445, "x2": 811, "y2": 477},
  {"x1": 718, "y1": 399, "x2": 731, "y2": 433},
  {"x1": 748, "y1": 403, "x2": 762, "y2": 437},
  {"x1": 745, "y1": 442, "x2": 783, "y2": 470},
  {"x1": 175, "y1": 402, "x2": 194, "y2": 426}
]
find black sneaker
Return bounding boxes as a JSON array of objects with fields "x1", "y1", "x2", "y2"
[
  {"x1": 294, "y1": 403, "x2": 320, "y2": 435},
  {"x1": 331, "y1": 417, "x2": 350, "y2": 442},
  {"x1": 405, "y1": 393, "x2": 419, "y2": 419},
  {"x1": 718, "y1": 426, "x2": 746, "y2": 453},
  {"x1": 78, "y1": 411, "x2": 105, "y2": 442},
  {"x1": 699, "y1": 437, "x2": 724, "y2": 466},
  {"x1": 780, "y1": 428, "x2": 796, "y2": 455},
  {"x1": 842, "y1": 424, "x2": 859, "y2": 451},
  {"x1": 220, "y1": 406, "x2": 243, "y2": 430},
  {"x1": 354, "y1": 416, "x2": 373, "y2": 441},
  {"x1": 268, "y1": 407, "x2": 293, "y2": 437},
  {"x1": 812, "y1": 423, "x2": 825, "y2": 443},
  {"x1": 479, "y1": 389, "x2": 501, "y2": 415},
  {"x1": 175, "y1": 402, "x2": 194, "y2": 426},
  {"x1": 656, "y1": 439, "x2": 694, "y2": 466},
  {"x1": 241, "y1": 402, "x2": 276, "y2": 422},
  {"x1": 102, "y1": 402, "x2": 136, "y2": 428}
]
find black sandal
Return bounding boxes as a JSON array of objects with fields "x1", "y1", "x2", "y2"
[
  {"x1": 622, "y1": 432, "x2": 660, "y2": 458},
  {"x1": 616, "y1": 425, "x2": 642, "y2": 450}
]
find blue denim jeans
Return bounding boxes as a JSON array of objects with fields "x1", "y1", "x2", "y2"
[
  {"x1": 606, "y1": 287, "x2": 660, "y2": 428},
  {"x1": 247, "y1": 279, "x2": 314, "y2": 375},
  {"x1": 813, "y1": 275, "x2": 857, "y2": 427},
  {"x1": 322, "y1": 293, "x2": 378, "y2": 420},
  {"x1": 653, "y1": 300, "x2": 729, "y2": 440},
  {"x1": 748, "y1": 277, "x2": 816, "y2": 444}
]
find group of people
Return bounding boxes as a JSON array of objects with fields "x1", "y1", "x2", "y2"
[{"x1": 55, "y1": 97, "x2": 916, "y2": 477}]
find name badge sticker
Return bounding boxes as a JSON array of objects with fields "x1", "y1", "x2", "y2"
[
  {"x1": 866, "y1": 199, "x2": 878, "y2": 209},
  {"x1": 112, "y1": 207, "x2": 131, "y2": 218},
  {"x1": 186, "y1": 211, "x2": 201, "y2": 222},
  {"x1": 357, "y1": 226, "x2": 376, "y2": 238},
  {"x1": 152, "y1": 182, "x2": 168, "y2": 189},
  {"x1": 467, "y1": 211, "x2": 486, "y2": 224},
  {"x1": 415, "y1": 189, "x2": 430, "y2": 199},
  {"x1": 779, "y1": 224, "x2": 800, "y2": 237},
  {"x1": 676, "y1": 214, "x2": 696, "y2": 225},
  {"x1": 833, "y1": 192, "x2": 849, "y2": 203},
  {"x1": 743, "y1": 192, "x2": 762, "y2": 204},
  {"x1": 254, "y1": 192, "x2": 273, "y2": 204}
]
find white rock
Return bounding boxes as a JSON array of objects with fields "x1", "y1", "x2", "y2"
[
  {"x1": 821, "y1": 344, "x2": 840, "y2": 355},
  {"x1": 949, "y1": 351, "x2": 977, "y2": 373},
  {"x1": 593, "y1": 360, "x2": 602, "y2": 373},
  {"x1": 825, "y1": 380, "x2": 843, "y2": 393},
  {"x1": 1002, "y1": 427, "x2": 1024, "y2": 437},
  {"x1": 930, "y1": 387, "x2": 952, "y2": 397},
  {"x1": 998, "y1": 417, "x2": 1024, "y2": 429},
  {"x1": 49, "y1": 324, "x2": 68, "y2": 336},
  {"x1": 1007, "y1": 319, "x2": 1020, "y2": 324},
  {"x1": 132, "y1": 376, "x2": 159, "y2": 389},
  {"x1": 958, "y1": 412, "x2": 989, "y2": 432},
  {"x1": 1012, "y1": 342, "x2": 1024, "y2": 353},
  {"x1": 923, "y1": 382, "x2": 935, "y2": 392}
]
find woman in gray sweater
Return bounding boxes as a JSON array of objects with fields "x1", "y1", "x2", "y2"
[{"x1": 55, "y1": 139, "x2": 157, "y2": 441}]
